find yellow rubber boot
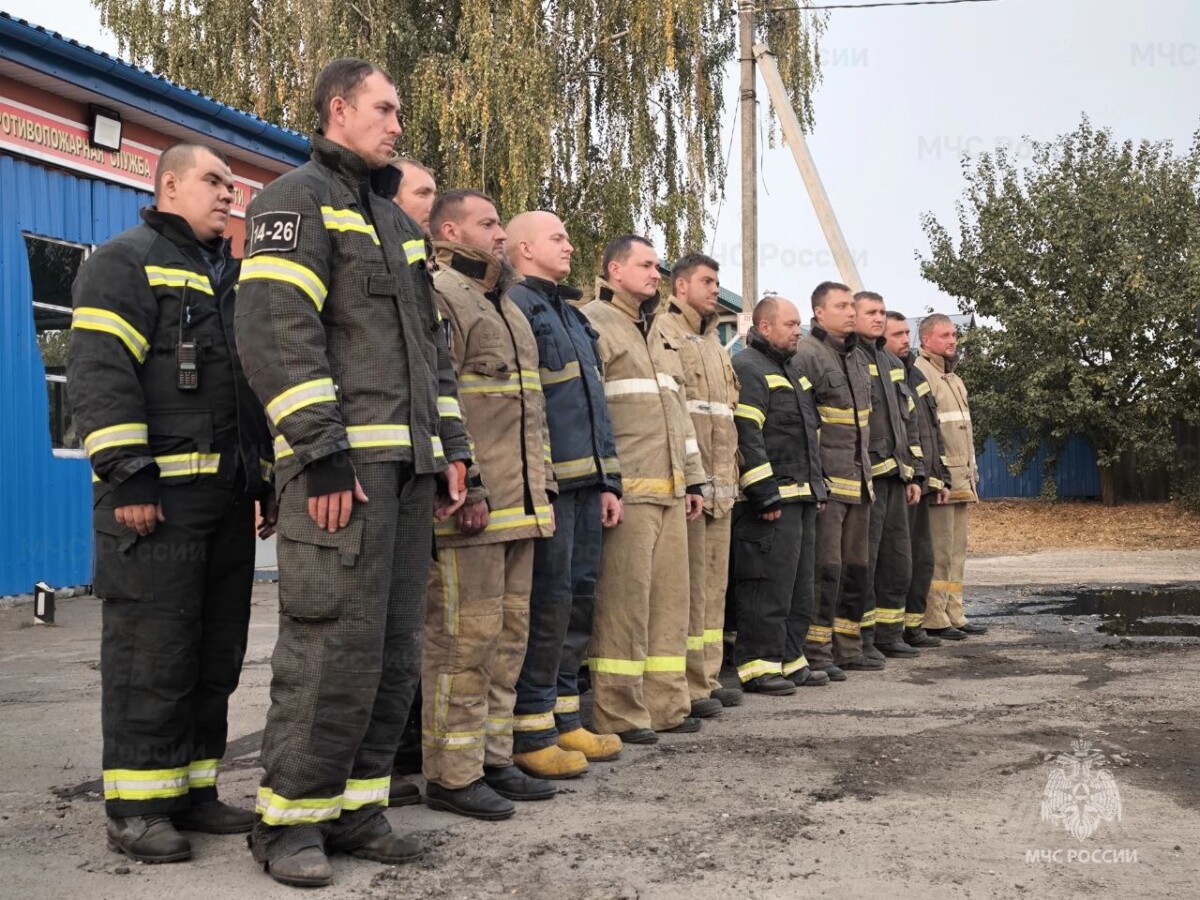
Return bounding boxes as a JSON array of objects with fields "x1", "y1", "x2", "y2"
[
  {"x1": 557, "y1": 728, "x2": 622, "y2": 762},
  {"x1": 512, "y1": 745, "x2": 589, "y2": 780}
]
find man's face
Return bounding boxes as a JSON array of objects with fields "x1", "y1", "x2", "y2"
[
  {"x1": 814, "y1": 288, "x2": 856, "y2": 338},
  {"x1": 331, "y1": 72, "x2": 403, "y2": 168},
  {"x1": 760, "y1": 300, "x2": 802, "y2": 354},
  {"x1": 884, "y1": 318, "x2": 911, "y2": 358},
  {"x1": 160, "y1": 148, "x2": 234, "y2": 242},
  {"x1": 442, "y1": 197, "x2": 507, "y2": 259},
  {"x1": 923, "y1": 322, "x2": 958, "y2": 359},
  {"x1": 854, "y1": 299, "x2": 886, "y2": 339},
  {"x1": 608, "y1": 242, "x2": 661, "y2": 301},
  {"x1": 519, "y1": 214, "x2": 574, "y2": 282},
  {"x1": 394, "y1": 164, "x2": 437, "y2": 234},
  {"x1": 675, "y1": 265, "x2": 720, "y2": 316}
]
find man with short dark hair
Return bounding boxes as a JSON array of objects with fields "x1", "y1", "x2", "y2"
[
  {"x1": 391, "y1": 158, "x2": 437, "y2": 235},
  {"x1": 582, "y1": 235, "x2": 706, "y2": 742},
  {"x1": 236, "y1": 58, "x2": 473, "y2": 886},
  {"x1": 658, "y1": 253, "x2": 741, "y2": 713},
  {"x1": 69, "y1": 142, "x2": 274, "y2": 864}
]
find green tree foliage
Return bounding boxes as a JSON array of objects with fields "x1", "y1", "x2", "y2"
[
  {"x1": 919, "y1": 117, "x2": 1200, "y2": 504},
  {"x1": 94, "y1": 0, "x2": 827, "y2": 281}
]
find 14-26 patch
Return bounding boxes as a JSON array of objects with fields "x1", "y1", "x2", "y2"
[{"x1": 249, "y1": 212, "x2": 301, "y2": 255}]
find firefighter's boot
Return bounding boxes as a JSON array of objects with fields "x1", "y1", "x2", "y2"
[
  {"x1": 557, "y1": 728, "x2": 623, "y2": 762},
  {"x1": 512, "y1": 744, "x2": 589, "y2": 779}
]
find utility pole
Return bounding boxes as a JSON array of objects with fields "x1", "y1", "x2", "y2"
[{"x1": 739, "y1": 0, "x2": 757, "y2": 313}]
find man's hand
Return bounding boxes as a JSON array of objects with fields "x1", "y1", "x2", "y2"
[
  {"x1": 435, "y1": 461, "x2": 468, "y2": 520},
  {"x1": 308, "y1": 479, "x2": 369, "y2": 534},
  {"x1": 456, "y1": 500, "x2": 489, "y2": 535},
  {"x1": 600, "y1": 492, "x2": 623, "y2": 528},
  {"x1": 759, "y1": 508, "x2": 782, "y2": 522},
  {"x1": 685, "y1": 493, "x2": 704, "y2": 522},
  {"x1": 258, "y1": 493, "x2": 279, "y2": 540},
  {"x1": 817, "y1": 501, "x2": 827, "y2": 513},
  {"x1": 936, "y1": 488, "x2": 950, "y2": 505},
  {"x1": 905, "y1": 484, "x2": 922, "y2": 506},
  {"x1": 115, "y1": 503, "x2": 164, "y2": 537}
]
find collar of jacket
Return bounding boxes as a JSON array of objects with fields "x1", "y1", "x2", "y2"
[
  {"x1": 596, "y1": 277, "x2": 660, "y2": 327},
  {"x1": 810, "y1": 322, "x2": 858, "y2": 356},
  {"x1": 310, "y1": 133, "x2": 401, "y2": 199},
  {"x1": 140, "y1": 207, "x2": 232, "y2": 261},
  {"x1": 667, "y1": 297, "x2": 717, "y2": 335},
  {"x1": 919, "y1": 347, "x2": 956, "y2": 373},
  {"x1": 434, "y1": 241, "x2": 504, "y2": 292},
  {"x1": 521, "y1": 274, "x2": 584, "y2": 304},
  {"x1": 747, "y1": 328, "x2": 791, "y2": 365}
]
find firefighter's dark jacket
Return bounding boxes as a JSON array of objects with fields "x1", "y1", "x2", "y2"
[
  {"x1": 854, "y1": 337, "x2": 923, "y2": 484},
  {"x1": 505, "y1": 275, "x2": 622, "y2": 497},
  {"x1": 233, "y1": 135, "x2": 471, "y2": 495},
  {"x1": 905, "y1": 353, "x2": 951, "y2": 494},
  {"x1": 68, "y1": 207, "x2": 272, "y2": 506},
  {"x1": 732, "y1": 329, "x2": 827, "y2": 513}
]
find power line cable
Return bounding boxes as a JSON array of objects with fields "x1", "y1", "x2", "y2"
[
  {"x1": 708, "y1": 93, "x2": 742, "y2": 256},
  {"x1": 765, "y1": 0, "x2": 1000, "y2": 12}
]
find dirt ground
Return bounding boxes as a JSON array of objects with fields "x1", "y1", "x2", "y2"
[
  {"x1": 3, "y1": 544, "x2": 1199, "y2": 900},
  {"x1": 970, "y1": 500, "x2": 1200, "y2": 554}
]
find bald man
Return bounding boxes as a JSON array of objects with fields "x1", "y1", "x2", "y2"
[
  {"x1": 505, "y1": 211, "x2": 625, "y2": 777},
  {"x1": 729, "y1": 297, "x2": 829, "y2": 694}
]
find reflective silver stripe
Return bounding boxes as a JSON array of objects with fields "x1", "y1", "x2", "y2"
[
  {"x1": 685, "y1": 438, "x2": 700, "y2": 456},
  {"x1": 239, "y1": 256, "x2": 329, "y2": 311},
  {"x1": 144, "y1": 265, "x2": 213, "y2": 295},
  {"x1": 539, "y1": 360, "x2": 581, "y2": 386},
  {"x1": 403, "y1": 239, "x2": 427, "y2": 264},
  {"x1": 156, "y1": 452, "x2": 220, "y2": 478},
  {"x1": 605, "y1": 377, "x2": 660, "y2": 398},
  {"x1": 939, "y1": 410, "x2": 971, "y2": 423},
  {"x1": 656, "y1": 373, "x2": 680, "y2": 392},
  {"x1": 71, "y1": 307, "x2": 150, "y2": 362},
  {"x1": 437, "y1": 397, "x2": 462, "y2": 420},
  {"x1": 84, "y1": 422, "x2": 148, "y2": 457},
  {"x1": 265, "y1": 378, "x2": 337, "y2": 426},
  {"x1": 687, "y1": 399, "x2": 735, "y2": 418}
]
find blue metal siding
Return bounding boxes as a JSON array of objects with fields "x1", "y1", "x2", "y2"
[
  {"x1": 0, "y1": 154, "x2": 149, "y2": 595},
  {"x1": 975, "y1": 434, "x2": 1101, "y2": 500}
]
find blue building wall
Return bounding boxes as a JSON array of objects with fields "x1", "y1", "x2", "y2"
[
  {"x1": 0, "y1": 155, "x2": 149, "y2": 595},
  {"x1": 976, "y1": 434, "x2": 1101, "y2": 500}
]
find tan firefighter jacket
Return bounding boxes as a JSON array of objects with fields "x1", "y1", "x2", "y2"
[
  {"x1": 915, "y1": 348, "x2": 978, "y2": 503},
  {"x1": 432, "y1": 242, "x2": 556, "y2": 545},
  {"x1": 582, "y1": 279, "x2": 705, "y2": 507},
  {"x1": 657, "y1": 298, "x2": 740, "y2": 518},
  {"x1": 793, "y1": 324, "x2": 874, "y2": 504}
]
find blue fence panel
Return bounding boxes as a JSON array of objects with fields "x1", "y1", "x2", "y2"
[
  {"x1": 0, "y1": 155, "x2": 149, "y2": 595},
  {"x1": 975, "y1": 434, "x2": 1101, "y2": 500},
  {"x1": 1054, "y1": 434, "x2": 1102, "y2": 498}
]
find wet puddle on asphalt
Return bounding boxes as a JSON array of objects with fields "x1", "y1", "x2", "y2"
[{"x1": 973, "y1": 587, "x2": 1200, "y2": 638}]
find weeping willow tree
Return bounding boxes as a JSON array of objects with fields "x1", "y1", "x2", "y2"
[{"x1": 95, "y1": 0, "x2": 826, "y2": 279}]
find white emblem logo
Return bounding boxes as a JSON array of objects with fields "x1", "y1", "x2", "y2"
[{"x1": 1041, "y1": 739, "x2": 1123, "y2": 841}]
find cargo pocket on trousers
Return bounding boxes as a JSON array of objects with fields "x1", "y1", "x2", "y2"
[
  {"x1": 91, "y1": 508, "x2": 152, "y2": 601},
  {"x1": 276, "y1": 514, "x2": 365, "y2": 621},
  {"x1": 733, "y1": 525, "x2": 775, "y2": 583}
]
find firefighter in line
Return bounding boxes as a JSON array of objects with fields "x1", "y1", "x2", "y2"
[
  {"x1": 729, "y1": 296, "x2": 830, "y2": 694},
  {"x1": 505, "y1": 211, "x2": 625, "y2": 778},
  {"x1": 852, "y1": 291, "x2": 924, "y2": 660},
  {"x1": 583, "y1": 235, "x2": 707, "y2": 742},
  {"x1": 69, "y1": 141, "x2": 274, "y2": 864},
  {"x1": 793, "y1": 281, "x2": 876, "y2": 679},
  {"x1": 883, "y1": 311, "x2": 951, "y2": 649},
  {"x1": 915, "y1": 314, "x2": 989, "y2": 641},
  {"x1": 658, "y1": 253, "x2": 743, "y2": 713},
  {"x1": 235, "y1": 59, "x2": 472, "y2": 887}
]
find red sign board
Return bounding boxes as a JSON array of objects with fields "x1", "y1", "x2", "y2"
[{"x1": 0, "y1": 96, "x2": 261, "y2": 217}]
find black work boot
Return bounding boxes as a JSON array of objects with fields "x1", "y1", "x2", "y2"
[
  {"x1": 819, "y1": 665, "x2": 848, "y2": 682},
  {"x1": 861, "y1": 643, "x2": 887, "y2": 663},
  {"x1": 842, "y1": 656, "x2": 885, "y2": 671},
  {"x1": 786, "y1": 666, "x2": 830, "y2": 687},
  {"x1": 483, "y1": 765, "x2": 557, "y2": 801},
  {"x1": 959, "y1": 622, "x2": 989, "y2": 635},
  {"x1": 927, "y1": 627, "x2": 968, "y2": 641},
  {"x1": 172, "y1": 800, "x2": 256, "y2": 834},
  {"x1": 690, "y1": 697, "x2": 724, "y2": 719},
  {"x1": 388, "y1": 775, "x2": 421, "y2": 808},
  {"x1": 711, "y1": 686, "x2": 745, "y2": 707},
  {"x1": 616, "y1": 728, "x2": 659, "y2": 745},
  {"x1": 660, "y1": 717, "x2": 702, "y2": 734},
  {"x1": 107, "y1": 815, "x2": 191, "y2": 863},
  {"x1": 743, "y1": 674, "x2": 797, "y2": 696},
  {"x1": 425, "y1": 780, "x2": 515, "y2": 821},
  {"x1": 266, "y1": 846, "x2": 334, "y2": 887},
  {"x1": 877, "y1": 642, "x2": 920, "y2": 658},
  {"x1": 904, "y1": 628, "x2": 943, "y2": 647},
  {"x1": 344, "y1": 831, "x2": 423, "y2": 864}
]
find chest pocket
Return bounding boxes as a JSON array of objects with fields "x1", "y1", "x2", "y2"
[{"x1": 531, "y1": 317, "x2": 566, "y2": 373}]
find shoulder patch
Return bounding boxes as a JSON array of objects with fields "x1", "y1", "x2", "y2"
[{"x1": 249, "y1": 212, "x2": 301, "y2": 256}]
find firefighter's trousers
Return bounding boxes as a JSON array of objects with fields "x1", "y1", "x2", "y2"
[
  {"x1": 730, "y1": 501, "x2": 818, "y2": 682},
  {"x1": 865, "y1": 476, "x2": 913, "y2": 648},
  {"x1": 422, "y1": 538, "x2": 534, "y2": 789},
  {"x1": 806, "y1": 499, "x2": 871, "y2": 668},
  {"x1": 925, "y1": 501, "x2": 970, "y2": 629},
  {"x1": 904, "y1": 495, "x2": 935, "y2": 633},
  {"x1": 97, "y1": 480, "x2": 255, "y2": 819},
  {"x1": 685, "y1": 511, "x2": 732, "y2": 700},
  {"x1": 589, "y1": 501, "x2": 691, "y2": 734},
  {"x1": 251, "y1": 463, "x2": 433, "y2": 863},
  {"x1": 513, "y1": 487, "x2": 602, "y2": 753}
]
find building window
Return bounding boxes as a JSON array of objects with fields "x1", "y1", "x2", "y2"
[{"x1": 25, "y1": 234, "x2": 89, "y2": 458}]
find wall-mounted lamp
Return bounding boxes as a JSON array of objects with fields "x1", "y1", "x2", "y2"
[{"x1": 88, "y1": 105, "x2": 122, "y2": 152}]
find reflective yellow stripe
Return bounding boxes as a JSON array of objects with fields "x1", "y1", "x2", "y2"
[
  {"x1": 901, "y1": 463, "x2": 914, "y2": 481},
  {"x1": 917, "y1": 381, "x2": 931, "y2": 396},
  {"x1": 486, "y1": 716, "x2": 513, "y2": 737},
  {"x1": 868, "y1": 363, "x2": 879, "y2": 377},
  {"x1": 103, "y1": 767, "x2": 189, "y2": 801},
  {"x1": 703, "y1": 628, "x2": 724, "y2": 645},
  {"x1": 734, "y1": 403, "x2": 766, "y2": 428},
  {"x1": 765, "y1": 374, "x2": 793, "y2": 391},
  {"x1": 826, "y1": 475, "x2": 862, "y2": 500},
  {"x1": 554, "y1": 456, "x2": 599, "y2": 480},
  {"x1": 644, "y1": 655, "x2": 686, "y2": 673},
  {"x1": 555, "y1": 694, "x2": 581, "y2": 714},
  {"x1": 320, "y1": 206, "x2": 380, "y2": 245},
  {"x1": 858, "y1": 410, "x2": 871, "y2": 426},
  {"x1": 342, "y1": 776, "x2": 390, "y2": 810},
  {"x1": 602, "y1": 457, "x2": 620, "y2": 476},
  {"x1": 539, "y1": 360, "x2": 581, "y2": 385},
  {"x1": 434, "y1": 504, "x2": 553, "y2": 537},
  {"x1": 256, "y1": 787, "x2": 342, "y2": 825},
  {"x1": 779, "y1": 482, "x2": 812, "y2": 499},
  {"x1": 686, "y1": 635, "x2": 705, "y2": 651},
  {"x1": 875, "y1": 607, "x2": 906, "y2": 625},
  {"x1": 513, "y1": 712, "x2": 556, "y2": 732},
  {"x1": 871, "y1": 459, "x2": 899, "y2": 477},
  {"x1": 799, "y1": 376, "x2": 813, "y2": 391},
  {"x1": 274, "y1": 424, "x2": 425, "y2": 459},
  {"x1": 260, "y1": 459, "x2": 274, "y2": 482},
  {"x1": 930, "y1": 580, "x2": 964, "y2": 595},
  {"x1": 588, "y1": 657, "x2": 645, "y2": 676},
  {"x1": 187, "y1": 758, "x2": 219, "y2": 788},
  {"x1": 438, "y1": 547, "x2": 461, "y2": 636},
  {"x1": 422, "y1": 729, "x2": 485, "y2": 750},
  {"x1": 84, "y1": 422, "x2": 147, "y2": 458},
  {"x1": 807, "y1": 625, "x2": 833, "y2": 643},
  {"x1": 904, "y1": 613, "x2": 925, "y2": 628},
  {"x1": 910, "y1": 445, "x2": 924, "y2": 458},
  {"x1": 240, "y1": 256, "x2": 329, "y2": 311},
  {"x1": 833, "y1": 617, "x2": 861, "y2": 636},
  {"x1": 890, "y1": 368, "x2": 905, "y2": 383},
  {"x1": 861, "y1": 609, "x2": 877, "y2": 628},
  {"x1": 622, "y1": 475, "x2": 684, "y2": 497},
  {"x1": 907, "y1": 397, "x2": 916, "y2": 413},
  {"x1": 459, "y1": 372, "x2": 527, "y2": 394},
  {"x1": 782, "y1": 656, "x2": 809, "y2": 676},
  {"x1": 739, "y1": 463, "x2": 774, "y2": 489},
  {"x1": 144, "y1": 265, "x2": 213, "y2": 295},
  {"x1": 818, "y1": 405, "x2": 856, "y2": 426},
  {"x1": 265, "y1": 378, "x2": 337, "y2": 426},
  {"x1": 156, "y1": 452, "x2": 220, "y2": 478},
  {"x1": 71, "y1": 307, "x2": 150, "y2": 362},
  {"x1": 438, "y1": 397, "x2": 462, "y2": 420},
  {"x1": 404, "y1": 239, "x2": 427, "y2": 264},
  {"x1": 738, "y1": 659, "x2": 782, "y2": 682}
]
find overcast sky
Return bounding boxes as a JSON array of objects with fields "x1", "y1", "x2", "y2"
[{"x1": 5, "y1": 0, "x2": 1198, "y2": 318}]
